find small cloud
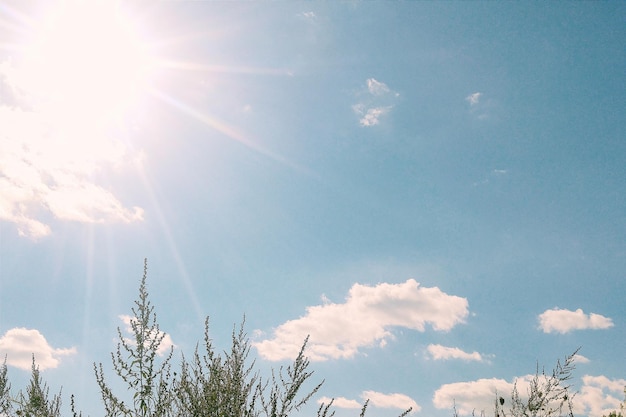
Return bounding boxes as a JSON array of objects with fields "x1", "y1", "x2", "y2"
[
  {"x1": 426, "y1": 344, "x2": 487, "y2": 362},
  {"x1": 466, "y1": 92, "x2": 481, "y2": 106},
  {"x1": 573, "y1": 354, "x2": 590, "y2": 364},
  {"x1": 119, "y1": 315, "x2": 176, "y2": 356},
  {"x1": 367, "y1": 78, "x2": 390, "y2": 96},
  {"x1": 318, "y1": 396, "x2": 362, "y2": 409},
  {"x1": 363, "y1": 391, "x2": 420, "y2": 413},
  {"x1": 0, "y1": 328, "x2": 76, "y2": 370},
  {"x1": 352, "y1": 78, "x2": 399, "y2": 127},
  {"x1": 538, "y1": 308, "x2": 614, "y2": 334},
  {"x1": 319, "y1": 391, "x2": 420, "y2": 413},
  {"x1": 354, "y1": 105, "x2": 392, "y2": 127},
  {"x1": 254, "y1": 279, "x2": 469, "y2": 362},
  {"x1": 298, "y1": 11, "x2": 316, "y2": 20}
]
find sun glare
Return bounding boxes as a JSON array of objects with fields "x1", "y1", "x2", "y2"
[{"x1": 18, "y1": 2, "x2": 155, "y2": 129}]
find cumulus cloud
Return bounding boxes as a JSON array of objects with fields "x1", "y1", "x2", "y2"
[
  {"x1": 538, "y1": 308, "x2": 614, "y2": 334},
  {"x1": 319, "y1": 391, "x2": 419, "y2": 413},
  {"x1": 353, "y1": 78, "x2": 399, "y2": 127},
  {"x1": 426, "y1": 344, "x2": 486, "y2": 362},
  {"x1": 254, "y1": 279, "x2": 469, "y2": 361},
  {"x1": 433, "y1": 377, "x2": 514, "y2": 416},
  {"x1": 576, "y1": 375, "x2": 626, "y2": 417},
  {"x1": 434, "y1": 373, "x2": 626, "y2": 417},
  {"x1": 0, "y1": 328, "x2": 76, "y2": 370},
  {"x1": 119, "y1": 315, "x2": 176, "y2": 356},
  {"x1": 0, "y1": 60, "x2": 144, "y2": 239}
]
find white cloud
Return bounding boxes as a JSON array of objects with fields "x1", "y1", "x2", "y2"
[
  {"x1": 433, "y1": 377, "x2": 514, "y2": 416},
  {"x1": 363, "y1": 391, "x2": 420, "y2": 413},
  {"x1": 434, "y1": 375, "x2": 571, "y2": 416},
  {"x1": 366, "y1": 78, "x2": 391, "y2": 96},
  {"x1": 318, "y1": 391, "x2": 420, "y2": 413},
  {"x1": 353, "y1": 78, "x2": 399, "y2": 127},
  {"x1": 426, "y1": 344, "x2": 486, "y2": 362},
  {"x1": 119, "y1": 315, "x2": 176, "y2": 357},
  {"x1": 573, "y1": 353, "x2": 590, "y2": 364},
  {"x1": 254, "y1": 279, "x2": 468, "y2": 361},
  {"x1": 0, "y1": 60, "x2": 144, "y2": 239},
  {"x1": 318, "y1": 396, "x2": 362, "y2": 409},
  {"x1": 466, "y1": 92, "x2": 482, "y2": 105},
  {"x1": 538, "y1": 308, "x2": 614, "y2": 334},
  {"x1": 575, "y1": 375, "x2": 626, "y2": 417},
  {"x1": 434, "y1": 373, "x2": 626, "y2": 417},
  {"x1": 354, "y1": 105, "x2": 392, "y2": 127},
  {"x1": 0, "y1": 328, "x2": 76, "y2": 370}
]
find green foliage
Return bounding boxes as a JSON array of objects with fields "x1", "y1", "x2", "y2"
[
  {"x1": 94, "y1": 259, "x2": 174, "y2": 417},
  {"x1": 492, "y1": 350, "x2": 578, "y2": 417},
  {"x1": 95, "y1": 259, "x2": 324, "y2": 417},
  {"x1": 173, "y1": 317, "x2": 260, "y2": 417},
  {"x1": 0, "y1": 358, "x2": 12, "y2": 415}
]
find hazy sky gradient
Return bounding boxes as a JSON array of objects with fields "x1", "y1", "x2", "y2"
[{"x1": 1, "y1": 2, "x2": 625, "y2": 416}]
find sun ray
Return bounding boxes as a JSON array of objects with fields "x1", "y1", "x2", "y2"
[
  {"x1": 159, "y1": 60, "x2": 292, "y2": 76},
  {"x1": 150, "y1": 88, "x2": 314, "y2": 176},
  {"x1": 136, "y1": 163, "x2": 204, "y2": 324}
]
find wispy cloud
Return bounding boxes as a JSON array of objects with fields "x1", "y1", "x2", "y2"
[
  {"x1": 254, "y1": 279, "x2": 468, "y2": 361},
  {"x1": 465, "y1": 91, "x2": 494, "y2": 120},
  {"x1": 538, "y1": 308, "x2": 614, "y2": 334},
  {"x1": 0, "y1": 328, "x2": 76, "y2": 370},
  {"x1": 426, "y1": 344, "x2": 488, "y2": 362},
  {"x1": 466, "y1": 92, "x2": 482, "y2": 106},
  {"x1": 352, "y1": 105, "x2": 392, "y2": 127},
  {"x1": 319, "y1": 391, "x2": 420, "y2": 413},
  {"x1": 353, "y1": 78, "x2": 399, "y2": 127},
  {"x1": 0, "y1": 60, "x2": 143, "y2": 239},
  {"x1": 298, "y1": 11, "x2": 317, "y2": 20}
]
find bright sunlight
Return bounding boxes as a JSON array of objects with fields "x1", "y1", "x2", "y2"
[
  {"x1": 0, "y1": 2, "x2": 154, "y2": 238},
  {"x1": 17, "y1": 2, "x2": 155, "y2": 128}
]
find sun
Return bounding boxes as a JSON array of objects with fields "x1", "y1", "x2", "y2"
[{"x1": 16, "y1": 2, "x2": 156, "y2": 130}]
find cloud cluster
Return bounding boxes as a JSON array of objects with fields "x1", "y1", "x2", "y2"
[
  {"x1": 0, "y1": 328, "x2": 76, "y2": 370},
  {"x1": 254, "y1": 279, "x2": 468, "y2": 361},
  {"x1": 352, "y1": 78, "x2": 399, "y2": 127},
  {"x1": 426, "y1": 344, "x2": 487, "y2": 362},
  {"x1": 538, "y1": 308, "x2": 614, "y2": 334},
  {"x1": 318, "y1": 391, "x2": 420, "y2": 413},
  {"x1": 0, "y1": 60, "x2": 143, "y2": 239}
]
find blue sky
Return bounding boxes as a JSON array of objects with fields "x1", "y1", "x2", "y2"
[{"x1": 1, "y1": 1, "x2": 625, "y2": 416}]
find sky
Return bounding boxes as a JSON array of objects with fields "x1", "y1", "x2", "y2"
[{"x1": 0, "y1": 1, "x2": 625, "y2": 416}]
